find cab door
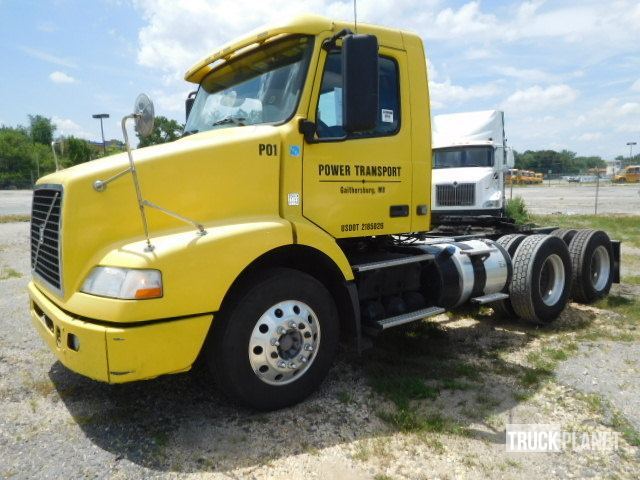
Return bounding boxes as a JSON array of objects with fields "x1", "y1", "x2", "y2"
[{"x1": 301, "y1": 46, "x2": 412, "y2": 239}]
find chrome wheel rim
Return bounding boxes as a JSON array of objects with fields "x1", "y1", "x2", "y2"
[
  {"x1": 539, "y1": 254, "x2": 565, "y2": 306},
  {"x1": 249, "y1": 300, "x2": 321, "y2": 386},
  {"x1": 590, "y1": 245, "x2": 610, "y2": 291}
]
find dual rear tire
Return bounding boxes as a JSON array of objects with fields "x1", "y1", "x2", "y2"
[{"x1": 495, "y1": 229, "x2": 615, "y2": 324}]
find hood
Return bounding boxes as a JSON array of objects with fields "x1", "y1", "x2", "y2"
[{"x1": 34, "y1": 125, "x2": 284, "y2": 300}]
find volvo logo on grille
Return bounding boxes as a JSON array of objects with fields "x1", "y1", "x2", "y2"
[
  {"x1": 453, "y1": 181, "x2": 458, "y2": 187},
  {"x1": 38, "y1": 224, "x2": 45, "y2": 245}
]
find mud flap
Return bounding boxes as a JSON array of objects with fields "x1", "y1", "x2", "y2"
[{"x1": 611, "y1": 240, "x2": 621, "y2": 284}]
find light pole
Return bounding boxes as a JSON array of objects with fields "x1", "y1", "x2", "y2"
[
  {"x1": 92, "y1": 113, "x2": 110, "y2": 155},
  {"x1": 627, "y1": 142, "x2": 637, "y2": 166}
]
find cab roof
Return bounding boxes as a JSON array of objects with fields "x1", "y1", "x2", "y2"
[{"x1": 184, "y1": 14, "x2": 411, "y2": 83}]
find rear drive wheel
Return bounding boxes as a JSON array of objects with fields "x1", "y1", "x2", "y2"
[
  {"x1": 510, "y1": 235, "x2": 572, "y2": 324},
  {"x1": 493, "y1": 234, "x2": 526, "y2": 319},
  {"x1": 206, "y1": 268, "x2": 339, "y2": 410},
  {"x1": 568, "y1": 229, "x2": 614, "y2": 303},
  {"x1": 550, "y1": 228, "x2": 578, "y2": 245}
]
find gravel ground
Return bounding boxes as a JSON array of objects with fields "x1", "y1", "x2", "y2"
[
  {"x1": 557, "y1": 342, "x2": 640, "y2": 430},
  {"x1": 0, "y1": 191, "x2": 32, "y2": 216},
  {"x1": 510, "y1": 183, "x2": 640, "y2": 215},
  {"x1": 2, "y1": 221, "x2": 640, "y2": 479}
]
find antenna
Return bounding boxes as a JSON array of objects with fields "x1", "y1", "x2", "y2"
[{"x1": 353, "y1": 0, "x2": 358, "y2": 33}]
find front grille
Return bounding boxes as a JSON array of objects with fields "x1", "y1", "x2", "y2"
[
  {"x1": 436, "y1": 183, "x2": 475, "y2": 207},
  {"x1": 30, "y1": 186, "x2": 63, "y2": 291}
]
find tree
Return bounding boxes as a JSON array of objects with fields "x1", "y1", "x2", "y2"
[
  {"x1": 28, "y1": 115, "x2": 56, "y2": 145},
  {"x1": 514, "y1": 149, "x2": 605, "y2": 175},
  {"x1": 66, "y1": 137, "x2": 93, "y2": 166},
  {"x1": 0, "y1": 126, "x2": 54, "y2": 188},
  {"x1": 136, "y1": 116, "x2": 183, "y2": 148}
]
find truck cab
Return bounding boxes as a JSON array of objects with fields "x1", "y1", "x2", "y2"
[
  {"x1": 27, "y1": 15, "x2": 618, "y2": 411},
  {"x1": 430, "y1": 110, "x2": 514, "y2": 222}
]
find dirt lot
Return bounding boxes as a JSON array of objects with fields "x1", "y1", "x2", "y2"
[
  {"x1": 2, "y1": 220, "x2": 640, "y2": 479},
  {"x1": 511, "y1": 183, "x2": 639, "y2": 215},
  {"x1": 0, "y1": 191, "x2": 32, "y2": 216}
]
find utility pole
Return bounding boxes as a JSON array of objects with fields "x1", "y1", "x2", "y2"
[
  {"x1": 627, "y1": 142, "x2": 637, "y2": 167},
  {"x1": 92, "y1": 113, "x2": 110, "y2": 156}
]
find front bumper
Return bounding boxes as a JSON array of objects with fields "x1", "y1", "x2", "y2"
[{"x1": 28, "y1": 281, "x2": 213, "y2": 383}]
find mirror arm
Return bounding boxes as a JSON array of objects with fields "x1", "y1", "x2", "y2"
[
  {"x1": 322, "y1": 28, "x2": 353, "y2": 51},
  {"x1": 298, "y1": 119, "x2": 318, "y2": 143},
  {"x1": 121, "y1": 114, "x2": 155, "y2": 252}
]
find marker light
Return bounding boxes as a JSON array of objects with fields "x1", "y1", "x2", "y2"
[{"x1": 81, "y1": 267, "x2": 163, "y2": 300}]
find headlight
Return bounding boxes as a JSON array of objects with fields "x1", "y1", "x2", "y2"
[
  {"x1": 81, "y1": 267, "x2": 163, "y2": 299},
  {"x1": 483, "y1": 200, "x2": 501, "y2": 208}
]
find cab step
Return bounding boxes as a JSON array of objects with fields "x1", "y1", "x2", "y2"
[
  {"x1": 471, "y1": 292, "x2": 509, "y2": 304},
  {"x1": 364, "y1": 306, "x2": 446, "y2": 334}
]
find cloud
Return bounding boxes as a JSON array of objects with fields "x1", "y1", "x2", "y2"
[
  {"x1": 128, "y1": 1, "x2": 640, "y2": 157},
  {"x1": 49, "y1": 71, "x2": 76, "y2": 84},
  {"x1": 52, "y1": 117, "x2": 94, "y2": 139},
  {"x1": 577, "y1": 132, "x2": 602, "y2": 141},
  {"x1": 430, "y1": 80, "x2": 500, "y2": 109},
  {"x1": 493, "y1": 66, "x2": 560, "y2": 84},
  {"x1": 619, "y1": 102, "x2": 640, "y2": 116},
  {"x1": 502, "y1": 84, "x2": 578, "y2": 112},
  {"x1": 37, "y1": 21, "x2": 58, "y2": 33},
  {"x1": 20, "y1": 46, "x2": 77, "y2": 68}
]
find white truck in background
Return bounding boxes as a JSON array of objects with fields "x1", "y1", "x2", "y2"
[{"x1": 430, "y1": 110, "x2": 514, "y2": 224}]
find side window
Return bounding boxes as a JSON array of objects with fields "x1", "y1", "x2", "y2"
[{"x1": 316, "y1": 51, "x2": 400, "y2": 139}]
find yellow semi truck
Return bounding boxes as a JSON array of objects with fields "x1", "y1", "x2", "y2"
[{"x1": 28, "y1": 15, "x2": 620, "y2": 410}]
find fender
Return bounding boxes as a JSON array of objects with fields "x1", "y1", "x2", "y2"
[
  {"x1": 62, "y1": 218, "x2": 294, "y2": 322},
  {"x1": 292, "y1": 218, "x2": 354, "y2": 281}
]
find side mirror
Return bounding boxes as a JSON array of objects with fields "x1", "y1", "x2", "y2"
[
  {"x1": 185, "y1": 91, "x2": 197, "y2": 122},
  {"x1": 342, "y1": 34, "x2": 378, "y2": 133},
  {"x1": 506, "y1": 148, "x2": 515, "y2": 168}
]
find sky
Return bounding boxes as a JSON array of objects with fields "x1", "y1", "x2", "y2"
[{"x1": 0, "y1": 0, "x2": 639, "y2": 159}]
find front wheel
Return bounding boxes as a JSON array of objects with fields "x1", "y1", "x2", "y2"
[{"x1": 206, "y1": 268, "x2": 339, "y2": 411}]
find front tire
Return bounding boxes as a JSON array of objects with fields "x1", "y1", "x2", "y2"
[{"x1": 206, "y1": 268, "x2": 339, "y2": 411}]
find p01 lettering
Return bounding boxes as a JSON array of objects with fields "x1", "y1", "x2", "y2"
[{"x1": 259, "y1": 143, "x2": 278, "y2": 156}]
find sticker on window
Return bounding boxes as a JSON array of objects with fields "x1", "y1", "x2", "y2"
[{"x1": 381, "y1": 109, "x2": 394, "y2": 123}]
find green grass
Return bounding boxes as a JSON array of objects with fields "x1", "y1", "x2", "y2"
[
  {"x1": 594, "y1": 295, "x2": 640, "y2": 327},
  {"x1": 377, "y1": 408, "x2": 468, "y2": 436},
  {"x1": 370, "y1": 375, "x2": 438, "y2": 410},
  {"x1": 0, "y1": 266, "x2": 21, "y2": 280},
  {"x1": 505, "y1": 196, "x2": 530, "y2": 224},
  {"x1": 611, "y1": 412, "x2": 640, "y2": 447},
  {"x1": 337, "y1": 390, "x2": 356, "y2": 405},
  {"x1": 0, "y1": 214, "x2": 30, "y2": 223},
  {"x1": 531, "y1": 214, "x2": 640, "y2": 248},
  {"x1": 623, "y1": 275, "x2": 640, "y2": 285}
]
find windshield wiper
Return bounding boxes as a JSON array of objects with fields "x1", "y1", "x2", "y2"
[{"x1": 212, "y1": 116, "x2": 246, "y2": 127}]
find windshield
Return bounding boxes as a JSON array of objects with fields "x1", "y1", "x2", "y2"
[
  {"x1": 433, "y1": 147, "x2": 494, "y2": 169},
  {"x1": 184, "y1": 35, "x2": 313, "y2": 135}
]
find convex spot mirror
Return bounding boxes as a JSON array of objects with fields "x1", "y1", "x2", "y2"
[
  {"x1": 342, "y1": 34, "x2": 379, "y2": 133},
  {"x1": 134, "y1": 93, "x2": 155, "y2": 138},
  {"x1": 185, "y1": 91, "x2": 197, "y2": 122}
]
